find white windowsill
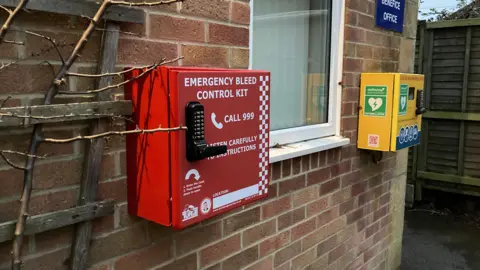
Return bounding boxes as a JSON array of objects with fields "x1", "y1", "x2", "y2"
[{"x1": 269, "y1": 136, "x2": 351, "y2": 163}]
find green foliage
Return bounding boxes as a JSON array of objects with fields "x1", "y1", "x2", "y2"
[{"x1": 419, "y1": 0, "x2": 480, "y2": 21}]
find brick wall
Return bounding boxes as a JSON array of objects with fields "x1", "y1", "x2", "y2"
[{"x1": 0, "y1": 0, "x2": 419, "y2": 269}]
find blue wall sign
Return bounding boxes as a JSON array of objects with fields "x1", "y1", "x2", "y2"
[{"x1": 376, "y1": 0, "x2": 405, "y2": 33}]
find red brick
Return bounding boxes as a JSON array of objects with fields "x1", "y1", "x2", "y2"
[
  {"x1": 278, "y1": 208, "x2": 306, "y2": 230},
  {"x1": 176, "y1": 222, "x2": 222, "y2": 256},
  {"x1": 0, "y1": 31, "x2": 20, "y2": 58},
  {"x1": 25, "y1": 31, "x2": 101, "y2": 62},
  {"x1": 118, "y1": 39, "x2": 177, "y2": 65},
  {"x1": 374, "y1": 205, "x2": 389, "y2": 221},
  {"x1": 364, "y1": 241, "x2": 382, "y2": 263},
  {"x1": 274, "y1": 241, "x2": 301, "y2": 267},
  {"x1": 331, "y1": 160, "x2": 352, "y2": 178},
  {"x1": 199, "y1": 234, "x2": 241, "y2": 267},
  {"x1": 0, "y1": 239, "x2": 28, "y2": 266},
  {"x1": 344, "y1": 72, "x2": 360, "y2": 88},
  {"x1": 344, "y1": 58, "x2": 363, "y2": 73},
  {"x1": 262, "y1": 195, "x2": 291, "y2": 219},
  {"x1": 348, "y1": 0, "x2": 369, "y2": 14},
  {"x1": 92, "y1": 214, "x2": 114, "y2": 236},
  {"x1": 307, "y1": 197, "x2": 329, "y2": 217},
  {"x1": 342, "y1": 102, "x2": 355, "y2": 116},
  {"x1": 304, "y1": 255, "x2": 329, "y2": 270},
  {"x1": 328, "y1": 242, "x2": 347, "y2": 264},
  {"x1": 0, "y1": 158, "x2": 81, "y2": 198},
  {"x1": 293, "y1": 186, "x2": 318, "y2": 207},
  {"x1": 306, "y1": 167, "x2": 330, "y2": 186},
  {"x1": 343, "y1": 87, "x2": 359, "y2": 102},
  {"x1": 282, "y1": 159, "x2": 292, "y2": 177},
  {"x1": 222, "y1": 246, "x2": 259, "y2": 269},
  {"x1": 302, "y1": 217, "x2": 345, "y2": 250},
  {"x1": 34, "y1": 226, "x2": 73, "y2": 252},
  {"x1": 154, "y1": 253, "x2": 197, "y2": 270},
  {"x1": 231, "y1": 1, "x2": 250, "y2": 25},
  {"x1": 357, "y1": 13, "x2": 374, "y2": 28},
  {"x1": 346, "y1": 257, "x2": 365, "y2": 270},
  {"x1": 332, "y1": 187, "x2": 351, "y2": 205},
  {"x1": 317, "y1": 235, "x2": 338, "y2": 256},
  {"x1": 150, "y1": 15, "x2": 205, "y2": 42},
  {"x1": 271, "y1": 162, "x2": 281, "y2": 181},
  {"x1": 320, "y1": 178, "x2": 340, "y2": 196},
  {"x1": 114, "y1": 239, "x2": 173, "y2": 270},
  {"x1": 310, "y1": 152, "x2": 319, "y2": 169},
  {"x1": 245, "y1": 256, "x2": 273, "y2": 270},
  {"x1": 89, "y1": 223, "x2": 150, "y2": 264},
  {"x1": 341, "y1": 170, "x2": 361, "y2": 188},
  {"x1": 302, "y1": 155, "x2": 310, "y2": 172},
  {"x1": 88, "y1": 264, "x2": 110, "y2": 270},
  {"x1": 209, "y1": 23, "x2": 249, "y2": 46},
  {"x1": 347, "y1": 208, "x2": 364, "y2": 225},
  {"x1": 182, "y1": 45, "x2": 228, "y2": 67},
  {"x1": 118, "y1": 203, "x2": 142, "y2": 228},
  {"x1": 279, "y1": 175, "x2": 306, "y2": 195},
  {"x1": 345, "y1": 26, "x2": 365, "y2": 43},
  {"x1": 15, "y1": 247, "x2": 70, "y2": 270},
  {"x1": 327, "y1": 149, "x2": 340, "y2": 165},
  {"x1": 346, "y1": 10, "x2": 357, "y2": 25},
  {"x1": 366, "y1": 221, "x2": 380, "y2": 238},
  {"x1": 380, "y1": 214, "x2": 392, "y2": 229},
  {"x1": 317, "y1": 206, "x2": 340, "y2": 228},
  {"x1": 352, "y1": 180, "x2": 368, "y2": 196},
  {"x1": 339, "y1": 198, "x2": 356, "y2": 215},
  {"x1": 356, "y1": 44, "x2": 373, "y2": 58},
  {"x1": 344, "y1": 42, "x2": 356, "y2": 57},
  {"x1": 260, "y1": 231, "x2": 290, "y2": 257},
  {"x1": 291, "y1": 218, "x2": 317, "y2": 241},
  {"x1": 224, "y1": 207, "x2": 260, "y2": 235},
  {"x1": 292, "y1": 248, "x2": 317, "y2": 270},
  {"x1": 243, "y1": 220, "x2": 277, "y2": 246},
  {"x1": 230, "y1": 48, "x2": 249, "y2": 68},
  {"x1": 292, "y1": 157, "x2": 302, "y2": 175},
  {"x1": 181, "y1": 0, "x2": 230, "y2": 21},
  {"x1": 0, "y1": 64, "x2": 60, "y2": 95},
  {"x1": 342, "y1": 116, "x2": 358, "y2": 131},
  {"x1": 97, "y1": 178, "x2": 127, "y2": 202}
]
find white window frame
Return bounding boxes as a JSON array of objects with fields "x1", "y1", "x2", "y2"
[{"x1": 249, "y1": 0, "x2": 348, "y2": 162}]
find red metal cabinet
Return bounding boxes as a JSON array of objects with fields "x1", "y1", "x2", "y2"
[{"x1": 125, "y1": 66, "x2": 270, "y2": 229}]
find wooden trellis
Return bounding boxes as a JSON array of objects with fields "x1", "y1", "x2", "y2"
[{"x1": 0, "y1": 0, "x2": 146, "y2": 269}]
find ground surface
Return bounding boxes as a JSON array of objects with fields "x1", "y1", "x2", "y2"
[{"x1": 402, "y1": 204, "x2": 480, "y2": 270}]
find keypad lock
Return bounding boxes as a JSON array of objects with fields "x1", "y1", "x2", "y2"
[{"x1": 186, "y1": 102, "x2": 227, "y2": 162}]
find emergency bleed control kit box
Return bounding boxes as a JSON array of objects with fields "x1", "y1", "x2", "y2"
[
  {"x1": 358, "y1": 73, "x2": 425, "y2": 152},
  {"x1": 125, "y1": 66, "x2": 270, "y2": 229}
]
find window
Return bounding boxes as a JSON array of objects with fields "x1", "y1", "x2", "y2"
[{"x1": 250, "y1": 0, "x2": 344, "y2": 147}]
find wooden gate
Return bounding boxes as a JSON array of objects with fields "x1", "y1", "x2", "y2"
[{"x1": 411, "y1": 19, "x2": 480, "y2": 199}]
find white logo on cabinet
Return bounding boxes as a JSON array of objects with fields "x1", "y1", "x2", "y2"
[{"x1": 368, "y1": 98, "x2": 383, "y2": 111}]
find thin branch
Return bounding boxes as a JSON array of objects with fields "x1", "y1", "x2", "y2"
[
  {"x1": 0, "y1": 5, "x2": 12, "y2": 14},
  {"x1": 4, "y1": 40, "x2": 24, "y2": 45},
  {"x1": 43, "y1": 125, "x2": 187, "y2": 144},
  {"x1": 58, "y1": 57, "x2": 182, "y2": 95},
  {"x1": 0, "y1": 96, "x2": 11, "y2": 109},
  {"x1": 0, "y1": 111, "x2": 135, "y2": 123},
  {"x1": 95, "y1": 27, "x2": 141, "y2": 37},
  {"x1": 12, "y1": 1, "x2": 110, "y2": 268},
  {"x1": 110, "y1": 0, "x2": 182, "y2": 6},
  {"x1": 66, "y1": 64, "x2": 153, "y2": 78},
  {"x1": 13, "y1": 29, "x2": 65, "y2": 65},
  {"x1": 0, "y1": 152, "x2": 26, "y2": 170},
  {"x1": 1, "y1": 150, "x2": 46, "y2": 159},
  {"x1": 0, "y1": 0, "x2": 29, "y2": 44},
  {"x1": 0, "y1": 42, "x2": 75, "y2": 72}
]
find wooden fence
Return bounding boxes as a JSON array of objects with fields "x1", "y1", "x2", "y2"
[{"x1": 411, "y1": 19, "x2": 480, "y2": 199}]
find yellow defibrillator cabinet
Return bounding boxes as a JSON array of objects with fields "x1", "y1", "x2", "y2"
[{"x1": 357, "y1": 73, "x2": 425, "y2": 152}]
